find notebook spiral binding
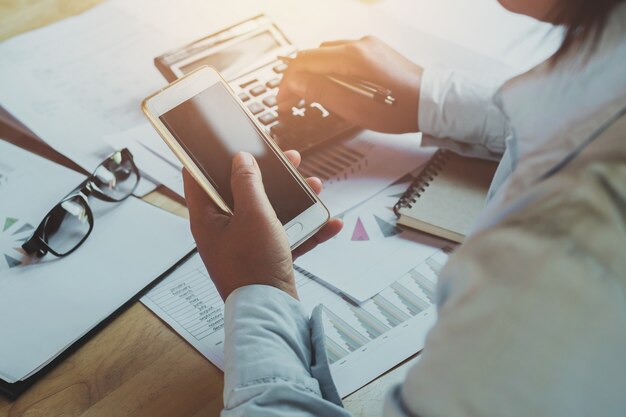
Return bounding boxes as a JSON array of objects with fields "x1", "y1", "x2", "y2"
[{"x1": 393, "y1": 150, "x2": 451, "y2": 216}]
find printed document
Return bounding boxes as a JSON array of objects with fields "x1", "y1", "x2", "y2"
[
  {"x1": 296, "y1": 169, "x2": 450, "y2": 302},
  {"x1": 104, "y1": 121, "x2": 432, "y2": 216},
  {"x1": 0, "y1": 0, "x2": 507, "y2": 199},
  {"x1": 142, "y1": 248, "x2": 450, "y2": 397},
  {"x1": 0, "y1": 141, "x2": 195, "y2": 383}
]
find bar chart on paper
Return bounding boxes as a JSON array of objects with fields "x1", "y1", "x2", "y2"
[
  {"x1": 298, "y1": 143, "x2": 369, "y2": 184},
  {"x1": 295, "y1": 247, "x2": 447, "y2": 370},
  {"x1": 296, "y1": 132, "x2": 433, "y2": 216},
  {"x1": 142, "y1": 247, "x2": 452, "y2": 397}
]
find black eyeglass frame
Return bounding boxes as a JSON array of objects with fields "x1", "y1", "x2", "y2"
[{"x1": 22, "y1": 148, "x2": 140, "y2": 258}]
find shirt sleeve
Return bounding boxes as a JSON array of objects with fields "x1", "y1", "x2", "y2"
[
  {"x1": 222, "y1": 285, "x2": 351, "y2": 417},
  {"x1": 419, "y1": 69, "x2": 511, "y2": 158}
]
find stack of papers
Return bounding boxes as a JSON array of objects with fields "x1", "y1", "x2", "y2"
[
  {"x1": 142, "y1": 246, "x2": 450, "y2": 397},
  {"x1": 141, "y1": 157, "x2": 454, "y2": 396},
  {"x1": 0, "y1": 0, "x2": 510, "y2": 202},
  {"x1": 0, "y1": 0, "x2": 509, "y2": 397},
  {"x1": 295, "y1": 170, "x2": 449, "y2": 303},
  {"x1": 0, "y1": 141, "x2": 195, "y2": 383}
]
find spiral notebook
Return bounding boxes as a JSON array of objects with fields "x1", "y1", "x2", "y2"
[{"x1": 393, "y1": 150, "x2": 498, "y2": 243}]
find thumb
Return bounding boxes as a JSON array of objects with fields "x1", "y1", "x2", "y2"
[{"x1": 230, "y1": 151, "x2": 274, "y2": 216}]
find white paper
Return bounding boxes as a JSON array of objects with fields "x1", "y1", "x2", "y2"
[
  {"x1": 104, "y1": 125, "x2": 184, "y2": 196},
  {"x1": 0, "y1": 141, "x2": 195, "y2": 383},
  {"x1": 110, "y1": 120, "x2": 431, "y2": 217},
  {"x1": 308, "y1": 133, "x2": 433, "y2": 216},
  {"x1": 142, "y1": 248, "x2": 451, "y2": 397},
  {"x1": 0, "y1": 141, "x2": 85, "y2": 272},
  {"x1": 296, "y1": 172, "x2": 450, "y2": 303},
  {"x1": 374, "y1": 0, "x2": 563, "y2": 74},
  {"x1": 0, "y1": 1, "x2": 190, "y2": 171},
  {"x1": 0, "y1": 0, "x2": 510, "y2": 196}
]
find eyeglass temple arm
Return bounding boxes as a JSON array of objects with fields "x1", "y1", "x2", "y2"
[
  {"x1": 22, "y1": 208, "x2": 66, "y2": 256},
  {"x1": 22, "y1": 234, "x2": 45, "y2": 256}
]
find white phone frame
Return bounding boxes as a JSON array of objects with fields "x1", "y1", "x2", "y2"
[{"x1": 142, "y1": 66, "x2": 329, "y2": 249}]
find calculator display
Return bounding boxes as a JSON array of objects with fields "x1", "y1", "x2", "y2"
[
  {"x1": 159, "y1": 82, "x2": 315, "y2": 224},
  {"x1": 180, "y1": 31, "x2": 280, "y2": 75}
]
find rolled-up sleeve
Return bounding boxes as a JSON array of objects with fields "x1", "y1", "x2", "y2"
[
  {"x1": 222, "y1": 285, "x2": 350, "y2": 417},
  {"x1": 419, "y1": 69, "x2": 511, "y2": 159}
]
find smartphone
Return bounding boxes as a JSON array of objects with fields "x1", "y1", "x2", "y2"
[{"x1": 142, "y1": 66, "x2": 329, "y2": 249}]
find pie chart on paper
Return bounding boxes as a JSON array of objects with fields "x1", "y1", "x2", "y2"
[{"x1": 0, "y1": 215, "x2": 35, "y2": 271}]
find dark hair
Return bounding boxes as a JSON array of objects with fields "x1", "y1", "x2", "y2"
[{"x1": 551, "y1": 0, "x2": 625, "y2": 61}]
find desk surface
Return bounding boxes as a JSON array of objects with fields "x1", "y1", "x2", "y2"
[{"x1": 0, "y1": 2, "x2": 410, "y2": 416}]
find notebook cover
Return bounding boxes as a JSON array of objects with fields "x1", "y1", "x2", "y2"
[{"x1": 395, "y1": 151, "x2": 498, "y2": 242}]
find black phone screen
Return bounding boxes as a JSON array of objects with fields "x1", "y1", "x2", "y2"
[{"x1": 159, "y1": 82, "x2": 315, "y2": 224}]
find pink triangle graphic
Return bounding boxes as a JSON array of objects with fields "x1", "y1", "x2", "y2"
[{"x1": 351, "y1": 217, "x2": 370, "y2": 241}]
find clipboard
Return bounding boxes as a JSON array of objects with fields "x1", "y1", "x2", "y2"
[{"x1": 0, "y1": 248, "x2": 197, "y2": 400}]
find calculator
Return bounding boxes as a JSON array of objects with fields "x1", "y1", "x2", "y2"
[{"x1": 154, "y1": 15, "x2": 359, "y2": 153}]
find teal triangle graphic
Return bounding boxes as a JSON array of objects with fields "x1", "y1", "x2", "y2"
[
  {"x1": 3, "y1": 217, "x2": 18, "y2": 232},
  {"x1": 11, "y1": 223, "x2": 34, "y2": 236},
  {"x1": 4, "y1": 254, "x2": 22, "y2": 268},
  {"x1": 374, "y1": 215, "x2": 402, "y2": 238}
]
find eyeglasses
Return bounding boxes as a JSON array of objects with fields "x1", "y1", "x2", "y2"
[{"x1": 22, "y1": 148, "x2": 140, "y2": 258}]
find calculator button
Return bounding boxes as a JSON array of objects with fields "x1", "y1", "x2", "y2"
[
  {"x1": 239, "y1": 79, "x2": 258, "y2": 89},
  {"x1": 250, "y1": 85, "x2": 267, "y2": 96},
  {"x1": 238, "y1": 92, "x2": 250, "y2": 102},
  {"x1": 247, "y1": 102, "x2": 264, "y2": 115},
  {"x1": 266, "y1": 78, "x2": 281, "y2": 89},
  {"x1": 262, "y1": 95, "x2": 277, "y2": 107},
  {"x1": 273, "y1": 63, "x2": 289, "y2": 73},
  {"x1": 258, "y1": 112, "x2": 278, "y2": 125}
]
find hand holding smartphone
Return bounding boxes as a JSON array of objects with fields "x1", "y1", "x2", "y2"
[{"x1": 142, "y1": 66, "x2": 330, "y2": 249}]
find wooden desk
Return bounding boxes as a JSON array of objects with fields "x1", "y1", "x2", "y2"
[{"x1": 0, "y1": 3, "x2": 410, "y2": 415}]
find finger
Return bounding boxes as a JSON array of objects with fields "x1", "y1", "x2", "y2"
[
  {"x1": 283, "y1": 149, "x2": 301, "y2": 168},
  {"x1": 277, "y1": 46, "x2": 355, "y2": 111},
  {"x1": 292, "y1": 218, "x2": 343, "y2": 259},
  {"x1": 280, "y1": 72, "x2": 383, "y2": 125},
  {"x1": 276, "y1": 87, "x2": 302, "y2": 114},
  {"x1": 320, "y1": 39, "x2": 353, "y2": 48},
  {"x1": 289, "y1": 46, "x2": 357, "y2": 77},
  {"x1": 305, "y1": 177, "x2": 323, "y2": 195},
  {"x1": 230, "y1": 151, "x2": 275, "y2": 217}
]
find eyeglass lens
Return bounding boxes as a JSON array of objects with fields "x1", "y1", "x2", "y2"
[
  {"x1": 43, "y1": 195, "x2": 92, "y2": 256},
  {"x1": 90, "y1": 151, "x2": 138, "y2": 201}
]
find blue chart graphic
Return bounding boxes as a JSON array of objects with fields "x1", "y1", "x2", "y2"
[
  {"x1": 409, "y1": 270, "x2": 437, "y2": 303},
  {"x1": 372, "y1": 294, "x2": 410, "y2": 327},
  {"x1": 390, "y1": 282, "x2": 430, "y2": 316},
  {"x1": 298, "y1": 144, "x2": 367, "y2": 182},
  {"x1": 305, "y1": 249, "x2": 448, "y2": 364},
  {"x1": 0, "y1": 216, "x2": 34, "y2": 270}
]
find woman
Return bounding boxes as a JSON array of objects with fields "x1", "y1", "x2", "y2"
[{"x1": 184, "y1": 0, "x2": 626, "y2": 415}]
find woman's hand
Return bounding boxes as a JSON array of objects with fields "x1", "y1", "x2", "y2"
[
  {"x1": 184, "y1": 150, "x2": 343, "y2": 301},
  {"x1": 278, "y1": 36, "x2": 424, "y2": 134}
]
